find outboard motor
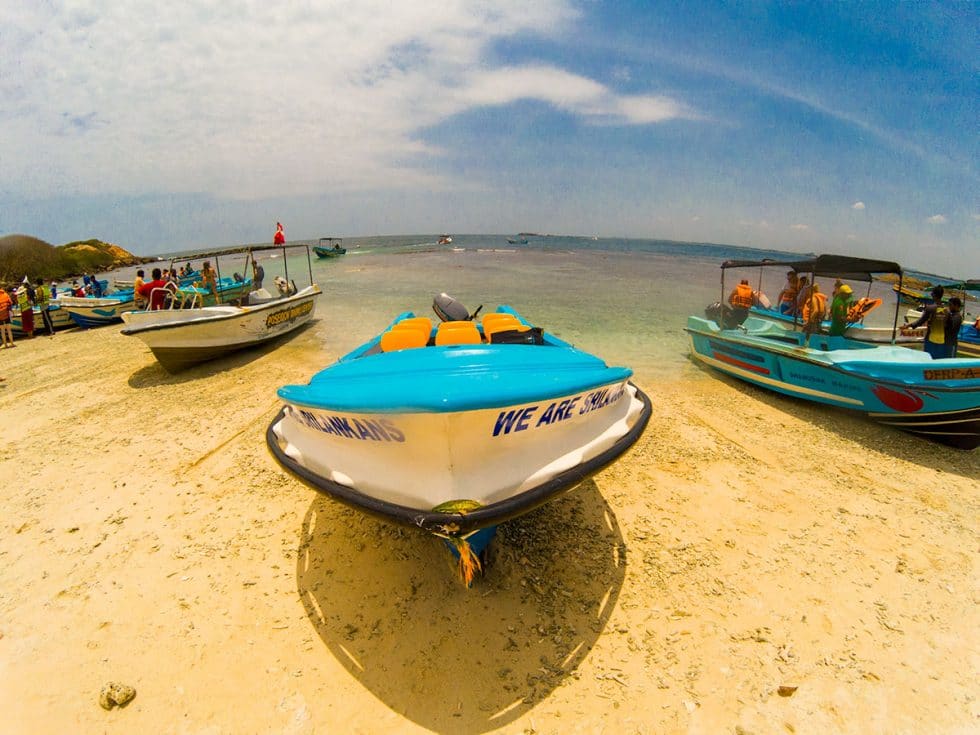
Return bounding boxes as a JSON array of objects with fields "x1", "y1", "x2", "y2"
[
  {"x1": 433, "y1": 292, "x2": 482, "y2": 322},
  {"x1": 705, "y1": 301, "x2": 748, "y2": 330}
]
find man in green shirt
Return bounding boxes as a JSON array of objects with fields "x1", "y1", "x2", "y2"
[{"x1": 828, "y1": 283, "x2": 853, "y2": 348}]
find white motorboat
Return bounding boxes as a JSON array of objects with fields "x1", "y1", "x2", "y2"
[{"x1": 121, "y1": 244, "x2": 321, "y2": 372}]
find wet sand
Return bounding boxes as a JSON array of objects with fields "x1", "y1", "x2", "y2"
[{"x1": 1, "y1": 322, "x2": 977, "y2": 734}]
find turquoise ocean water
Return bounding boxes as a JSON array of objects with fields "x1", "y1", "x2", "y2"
[{"x1": 109, "y1": 234, "x2": 948, "y2": 385}]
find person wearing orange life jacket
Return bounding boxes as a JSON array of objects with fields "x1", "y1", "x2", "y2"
[
  {"x1": 802, "y1": 283, "x2": 827, "y2": 344},
  {"x1": 776, "y1": 271, "x2": 799, "y2": 314},
  {"x1": 728, "y1": 279, "x2": 754, "y2": 309},
  {"x1": 726, "y1": 278, "x2": 755, "y2": 326}
]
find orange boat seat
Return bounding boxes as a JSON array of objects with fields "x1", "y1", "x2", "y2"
[
  {"x1": 435, "y1": 321, "x2": 482, "y2": 346},
  {"x1": 393, "y1": 316, "x2": 433, "y2": 334},
  {"x1": 380, "y1": 327, "x2": 429, "y2": 352}
]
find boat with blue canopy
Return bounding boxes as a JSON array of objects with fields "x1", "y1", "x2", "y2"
[
  {"x1": 267, "y1": 293, "x2": 651, "y2": 582},
  {"x1": 686, "y1": 254, "x2": 980, "y2": 450}
]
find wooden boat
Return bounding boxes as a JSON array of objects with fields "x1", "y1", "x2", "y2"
[
  {"x1": 437, "y1": 235, "x2": 453, "y2": 245},
  {"x1": 313, "y1": 237, "x2": 346, "y2": 258},
  {"x1": 120, "y1": 244, "x2": 320, "y2": 372},
  {"x1": 267, "y1": 294, "x2": 651, "y2": 580},
  {"x1": 687, "y1": 255, "x2": 980, "y2": 450}
]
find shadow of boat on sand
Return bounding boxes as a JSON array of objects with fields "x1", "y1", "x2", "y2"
[{"x1": 296, "y1": 479, "x2": 626, "y2": 733}]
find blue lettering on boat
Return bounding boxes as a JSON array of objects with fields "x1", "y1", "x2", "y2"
[
  {"x1": 493, "y1": 406, "x2": 538, "y2": 436},
  {"x1": 296, "y1": 410, "x2": 405, "y2": 442},
  {"x1": 787, "y1": 371, "x2": 825, "y2": 384},
  {"x1": 579, "y1": 385, "x2": 625, "y2": 415},
  {"x1": 493, "y1": 387, "x2": 622, "y2": 437}
]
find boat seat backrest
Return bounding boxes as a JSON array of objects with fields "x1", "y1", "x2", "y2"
[
  {"x1": 481, "y1": 313, "x2": 520, "y2": 332},
  {"x1": 435, "y1": 321, "x2": 482, "y2": 346},
  {"x1": 393, "y1": 316, "x2": 433, "y2": 335},
  {"x1": 484, "y1": 320, "x2": 530, "y2": 340},
  {"x1": 380, "y1": 327, "x2": 429, "y2": 352}
]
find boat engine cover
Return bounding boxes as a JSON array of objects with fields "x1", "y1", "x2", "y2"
[{"x1": 433, "y1": 292, "x2": 470, "y2": 322}]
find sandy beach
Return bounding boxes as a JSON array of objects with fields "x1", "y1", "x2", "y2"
[{"x1": 1, "y1": 321, "x2": 977, "y2": 734}]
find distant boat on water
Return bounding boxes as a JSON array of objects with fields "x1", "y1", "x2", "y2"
[
  {"x1": 313, "y1": 237, "x2": 346, "y2": 258},
  {"x1": 438, "y1": 235, "x2": 453, "y2": 245}
]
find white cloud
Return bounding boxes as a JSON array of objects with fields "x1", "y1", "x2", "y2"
[
  {"x1": 0, "y1": 1, "x2": 692, "y2": 201},
  {"x1": 790, "y1": 224, "x2": 809, "y2": 231},
  {"x1": 926, "y1": 214, "x2": 947, "y2": 224},
  {"x1": 461, "y1": 65, "x2": 690, "y2": 124},
  {"x1": 851, "y1": 201, "x2": 865, "y2": 210}
]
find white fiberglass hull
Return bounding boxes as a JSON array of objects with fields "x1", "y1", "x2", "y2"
[
  {"x1": 121, "y1": 286, "x2": 320, "y2": 371},
  {"x1": 271, "y1": 380, "x2": 646, "y2": 514}
]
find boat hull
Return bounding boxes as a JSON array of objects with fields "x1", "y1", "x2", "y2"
[
  {"x1": 313, "y1": 247, "x2": 346, "y2": 258},
  {"x1": 687, "y1": 316, "x2": 980, "y2": 449},
  {"x1": 11, "y1": 305, "x2": 73, "y2": 333},
  {"x1": 61, "y1": 296, "x2": 135, "y2": 327},
  {"x1": 268, "y1": 381, "x2": 651, "y2": 535},
  {"x1": 121, "y1": 286, "x2": 321, "y2": 371}
]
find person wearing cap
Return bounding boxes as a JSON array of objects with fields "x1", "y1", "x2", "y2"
[
  {"x1": 15, "y1": 284, "x2": 35, "y2": 338},
  {"x1": 828, "y1": 282, "x2": 854, "y2": 347},
  {"x1": 905, "y1": 286, "x2": 947, "y2": 359}
]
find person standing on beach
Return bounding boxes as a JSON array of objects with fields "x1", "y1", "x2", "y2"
[
  {"x1": 905, "y1": 286, "x2": 947, "y2": 360},
  {"x1": 944, "y1": 297, "x2": 963, "y2": 358},
  {"x1": 15, "y1": 284, "x2": 34, "y2": 338},
  {"x1": 274, "y1": 222, "x2": 286, "y2": 245},
  {"x1": 34, "y1": 278, "x2": 55, "y2": 336},
  {"x1": 0, "y1": 288, "x2": 15, "y2": 347}
]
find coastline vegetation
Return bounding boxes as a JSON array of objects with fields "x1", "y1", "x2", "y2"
[{"x1": 0, "y1": 234, "x2": 155, "y2": 287}]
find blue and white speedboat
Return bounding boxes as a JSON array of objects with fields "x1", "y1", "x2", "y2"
[
  {"x1": 267, "y1": 295, "x2": 651, "y2": 574},
  {"x1": 687, "y1": 255, "x2": 980, "y2": 450}
]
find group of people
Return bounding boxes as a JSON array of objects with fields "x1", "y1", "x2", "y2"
[
  {"x1": 0, "y1": 278, "x2": 59, "y2": 341},
  {"x1": 730, "y1": 270, "x2": 970, "y2": 358},
  {"x1": 902, "y1": 286, "x2": 964, "y2": 359}
]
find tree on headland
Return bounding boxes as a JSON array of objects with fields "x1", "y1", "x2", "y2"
[{"x1": 0, "y1": 234, "x2": 154, "y2": 286}]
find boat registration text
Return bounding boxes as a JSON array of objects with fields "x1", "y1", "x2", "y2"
[{"x1": 266, "y1": 301, "x2": 313, "y2": 328}]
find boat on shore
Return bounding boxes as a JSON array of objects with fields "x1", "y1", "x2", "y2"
[
  {"x1": 121, "y1": 244, "x2": 320, "y2": 372},
  {"x1": 11, "y1": 303, "x2": 73, "y2": 334},
  {"x1": 686, "y1": 255, "x2": 980, "y2": 450},
  {"x1": 59, "y1": 293, "x2": 136, "y2": 328},
  {"x1": 267, "y1": 294, "x2": 651, "y2": 581},
  {"x1": 313, "y1": 237, "x2": 346, "y2": 258}
]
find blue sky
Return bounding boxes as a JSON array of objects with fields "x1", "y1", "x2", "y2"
[{"x1": 1, "y1": 1, "x2": 977, "y2": 274}]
